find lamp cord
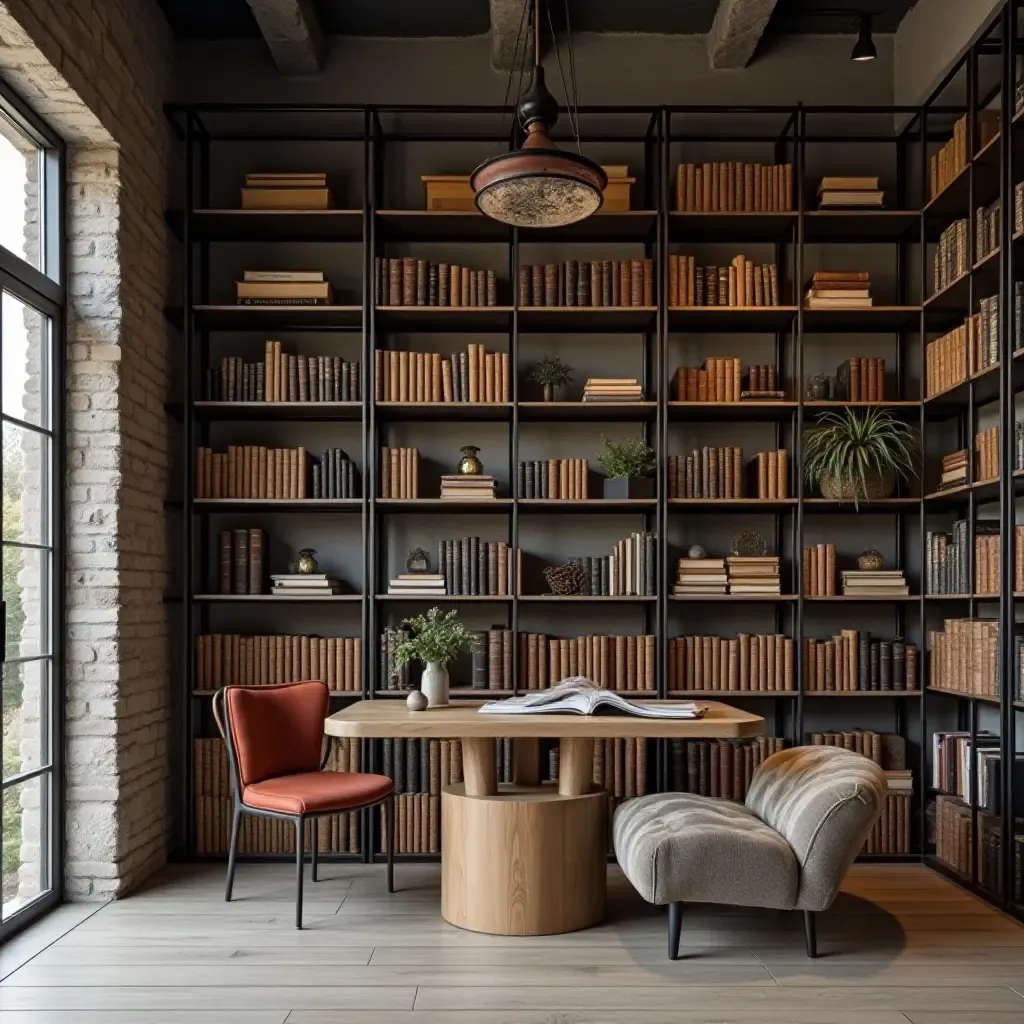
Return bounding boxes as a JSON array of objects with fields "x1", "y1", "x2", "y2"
[
  {"x1": 546, "y1": 0, "x2": 581, "y2": 153},
  {"x1": 499, "y1": 0, "x2": 532, "y2": 153}
]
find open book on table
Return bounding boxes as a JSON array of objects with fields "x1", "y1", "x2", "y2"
[{"x1": 478, "y1": 677, "x2": 706, "y2": 719}]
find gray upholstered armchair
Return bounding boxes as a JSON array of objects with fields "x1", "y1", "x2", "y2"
[{"x1": 613, "y1": 745, "x2": 886, "y2": 959}]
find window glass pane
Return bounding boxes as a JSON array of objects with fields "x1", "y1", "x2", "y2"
[
  {"x1": 2, "y1": 420, "x2": 47, "y2": 545},
  {"x1": 3, "y1": 659, "x2": 47, "y2": 781},
  {"x1": 2, "y1": 773, "x2": 47, "y2": 918},
  {"x1": 2, "y1": 293, "x2": 48, "y2": 428},
  {"x1": 0, "y1": 114, "x2": 42, "y2": 271},
  {"x1": 3, "y1": 545, "x2": 46, "y2": 659}
]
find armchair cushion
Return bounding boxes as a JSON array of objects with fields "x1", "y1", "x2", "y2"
[{"x1": 243, "y1": 770, "x2": 393, "y2": 816}]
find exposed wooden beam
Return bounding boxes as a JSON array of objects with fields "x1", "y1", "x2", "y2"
[
  {"x1": 707, "y1": 0, "x2": 780, "y2": 69},
  {"x1": 245, "y1": 0, "x2": 325, "y2": 75}
]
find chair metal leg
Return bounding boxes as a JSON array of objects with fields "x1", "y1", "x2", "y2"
[
  {"x1": 668, "y1": 901, "x2": 683, "y2": 960},
  {"x1": 225, "y1": 806, "x2": 240, "y2": 902},
  {"x1": 385, "y1": 794, "x2": 395, "y2": 894},
  {"x1": 295, "y1": 816, "x2": 305, "y2": 930},
  {"x1": 803, "y1": 910, "x2": 817, "y2": 958},
  {"x1": 311, "y1": 818, "x2": 319, "y2": 883}
]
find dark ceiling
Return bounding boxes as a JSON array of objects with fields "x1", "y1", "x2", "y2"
[{"x1": 156, "y1": 0, "x2": 916, "y2": 40}]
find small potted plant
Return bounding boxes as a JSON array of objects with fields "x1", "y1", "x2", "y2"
[
  {"x1": 597, "y1": 436, "x2": 656, "y2": 499},
  {"x1": 392, "y1": 607, "x2": 482, "y2": 707},
  {"x1": 803, "y1": 407, "x2": 918, "y2": 508},
  {"x1": 529, "y1": 355, "x2": 573, "y2": 402}
]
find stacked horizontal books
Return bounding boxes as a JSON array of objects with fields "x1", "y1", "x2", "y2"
[
  {"x1": 975, "y1": 424, "x2": 999, "y2": 481},
  {"x1": 213, "y1": 342, "x2": 360, "y2": 403},
  {"x1": 386, "y1": 573, "x2": 446, "y2": 597},
  {"x1": 803, "y1": 634, "x2": 919, "y2": 692},
  {"x1": 817, "y1": 175, "x2": 884, "y2": 208},
  {"x1": 518, "y1": 633, "x2": 656, "y2": 691},
  {"x1": 668, "y1": 633, "x2": 794, "y2": 691},
  {"x1": 937, "y1": 448, "x2": 968, "y2": 490},
  {"x1": 668, "y1": 737, "x2": 789, "y2": 802},
  {"x1": 834, "y1": 357, "x2": 886, "y2": 401},
  {"x1": 311, "y1": 449, "x2": 358, "y2": 498},
  {"x1": 568, "y1": 532, "x2": 657, "y2": 596},
  {"x1": 673, "y1": 557, "x2": 727, "y2": 596},
  {"x1": 240, "y1": 171, "x2": 333, "y2": 210},
  {"x1": 933, "y1": 219, "x2": 969, "y2": 293},
  {"x1": 671, "y1": 254, "x2": 779, "y2": 307},
  {"x1": 236, "y1": 269, "x2": 332, "y2": 306},
  {"x1": 754, "y1": 451, "x2": 788, "y2": 499},
  {"x1": 926, "y1": 520, "x2": 997, "y2": 595},
  {"x1": 840, "y1": 569, "x2": 909, "y2": 597},
  {"x1": 438, "y1": 538, "x2": 516, "y2": 596},
  {"x1": 976, "y1": 198, "x2": 1000, "y2": 261},
  {"x1": 518, "y1": 260, "x2": 653, "y2": 307},
  {"x1": 582, "y1": 377, "x2": 643, "y2": 402},
  {"x1": 928, "y1": 618, "x2": 999, "y2": 697},
  {"x1": 928, "y1": 111, "x2": 999, "y2": 199},
  {"x1": 195, "y1": 738, "x2": 360, "y2": 856},
  {"x1": 376, "y1": 258, "x2": 497, "y2": 307},
  {"x1": 517, "y1": 459, "x2": 589, "y2": 498},
  {"x1": 674, "y1": 161, "x2": 793, "y2": 211},
  {"x1": 195, "y1": 634, "x2": 363, "y2": 691},
  {"x1": 380, "y1": 447, "x2": 419, "y2": 498},
  {"x1": 728, "y1": 556, "x2": 781, "y2": 596},
  {"x1": 195, "y1": 445, "x2": 309, "y2": 499},
  {"x1": 667, "y1": 447, "x2": 743, "y2": 498},
  {"x1": 924, "y1": 323, "x2": 969, "y2": 397},
  {"x1": 374, "y1": 345, "x2": 510, "y2": 403},
  {"x1": 272, "y1": 573, "x2": 343, "y2": 598},
  {"x1": 802, "y1": 543, "x2": 836, "y2": 596},
  {"x1": 673, "y1": 360, "x2": 780, "y2": 402},
  {"x1": 440, "y1": 474, "x2": 496, "y2": 500},
  {"x1": 805, "y1": 270, "x2": 872, "y2": 309},
  {"x1": 217, "y1": 528, "x2": 267, "y2": 595}
]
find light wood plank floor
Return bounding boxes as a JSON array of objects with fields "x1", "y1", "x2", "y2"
[{"x1": 0, "y1": 863, "x2": 1021, "y2": 1023}]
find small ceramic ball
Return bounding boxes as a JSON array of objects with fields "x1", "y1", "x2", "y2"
[
  {"x1": 406, "y1": 690, "x2": 429, "y2": 712},
  {"x1": 857, "y1": 548, "x2": 884, "y2": 572},
  {"x1": 687, "y1": 544, "x2": 707, "y2": 559}
]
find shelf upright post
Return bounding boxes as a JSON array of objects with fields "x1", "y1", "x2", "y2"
[
  {"x1": 794, "y1": 104, "x2": 806, "y2": 746},
  {"x1": 657, "y1": 108, "x2": 670, "y2": 791},
  {"x1": 511, "y1": 223, "x2": 520, "y2": 697},
  {"x1": 918, "y1": 101, "x2": 928, "y2": 863}
]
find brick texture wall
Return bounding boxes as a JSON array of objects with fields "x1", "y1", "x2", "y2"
[{"x1": 0, "y1": 0, "x2": 173, "y2": 898}]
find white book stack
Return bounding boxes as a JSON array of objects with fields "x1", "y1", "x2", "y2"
[
  {"x1": 387, "y1": 573, "x2": 447, "y2": 596},
  {"x1": 817, "y1": 176, "x2": 884, "y2": 208},
  {"x1": 271, "y1": 573, "x2": 342, "y2": 597},
  {"x1": 841, "y1": 569, "x2": 909, "y2": 597}
]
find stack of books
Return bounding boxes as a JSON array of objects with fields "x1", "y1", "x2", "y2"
[
  {"x1": 672, "y1": 558, "x2": 728, "y2": 596},
  {"x1": 241, "y1": 172, "x2": 332, "y2": 209},
  {"x1": 271, "y1": 573, "x2": 343, "y2": 597},
  {"x1": 727, "y1": 556, "x2": 781, "y2": 595},
  {"x1": 582, "y1": 377, "x2": 643, "y2": 403},
  {"x1": 817, "y1": 176, "x2": 884, "y2": 208},
  {"x1": 440, "y1": 474, "x2": 496, "y2": 500},
  {"x1": 938, "y1": 448, "x2": 968, "y2": 490},
  {"x1": 236, "y1": 270, "x2": 332, "y2": 307},
  {"x1": 386, "y1": 573, "x2": 446, "y2": 597},
  {"x1": 805, "y1": 271, "x2": 872, "y2": 309},
  {"x1": 841, "y1": 569, "x2": 909, "y2": 597}
]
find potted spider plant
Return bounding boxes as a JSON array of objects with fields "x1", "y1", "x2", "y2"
[
  {"x1": 803, "y1": 407, "x2": 918, "y2": 507},
  {"x1": 528, "y1": 355, "x2": 573, "y2": 402},
  {"x1": 598, "y1": 436, "x2": 656, "y2": 499},
  {"x1": 392, "y1": 607, "x2": 482, "y2": 707}
]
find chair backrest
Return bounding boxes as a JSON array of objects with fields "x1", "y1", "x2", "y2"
[
  {"x1": 215, "y1": 680, "x2": 329, "y2": 789},
  {"x1": 744, "y1": 745, "x2": 885, "y2": 911}
]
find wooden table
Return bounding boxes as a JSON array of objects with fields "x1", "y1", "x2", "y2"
[{"x1": 325, "y1": 700, "x2": 764, "y2": 936}]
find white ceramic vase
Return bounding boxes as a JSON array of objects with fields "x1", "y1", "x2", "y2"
[{"x1": 421, "y1": 661, "x2": 450, "y2": 707}]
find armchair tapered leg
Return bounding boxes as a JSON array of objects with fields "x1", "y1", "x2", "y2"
[
  {"x1": 668, "y1": 901, "x2": 683, "y2": 960},
  {"x1": 311, "y1": 818, "x2": 319, "y2": 883},
  {"x1": 295, "y1": 816, "x2": 305, "y2": 930},
  {"x1": 386, "y1": 794, "x2": 395, "y2": 894},
  {"x1": 803, "y1": 910, "x2": 817, "y2": 958},
  {"x1": 225, "y1": 806, "x2": 240, "y2": 902}
]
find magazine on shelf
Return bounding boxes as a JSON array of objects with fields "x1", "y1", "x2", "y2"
[{"x1": 478, "y1": 677, "x2": 705, "y2": 719}]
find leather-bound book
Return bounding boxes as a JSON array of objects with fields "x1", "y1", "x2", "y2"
[
  {"x1": 875, "y1": 357, "x2": 885, "y2": 400},
  {"x1": 541, "y1": 263, "x2": 557, "y2": 307},
  {"x1": 589, "y1": 261, "x2": 601, "y2": 307},
  {"x1": 460, "y1": 266, "x2": 470, "y2": 306},
  {"x1": 217, "y1": 530, "x2": 233, "y2": 594},
  {"x1": 486, "y1": 269, "x2": 497, "y2": 306},
  {"x1": 448, "y1": 264, "x2": 460, "y2": 307},
  {"x1": 530, "y1": 263, "x2": 544, "y2": 307},
  {"x1": 401, "y1": 257, "x2": 416, "y2": 306},
  {"x1": 642, "y1": 259, "x2": 653, "y2": 305},
  {"x1": 601, "y1": 260, "x2": 612, "y2": 306},
  {"x1": 427, "y1": 262, "x2": 438, "y2": 305},
  {"x1": 629, "y1": 259, "x2": 642, "y2": 306},
  {"x1": 415, "y1": 259, "x2": 428, "y2": 305},
  {"x1": 232, "y1": 528, "x2": 249, "y2": 595},
  {"x1": 576, "y1": 262, "x2": 589, "y2": 306},
  {"x1": 468, "y1": 270, "x2": 478, "y2": 307},
  {"x1": 248, "y1": 528, "x2": 266, "y2": 594},
  {"x1": 563, "y1": 260, "x2": 577, "y2": 306}
]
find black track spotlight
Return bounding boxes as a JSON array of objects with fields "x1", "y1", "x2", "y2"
[{"x1": 851, "y1": 14, "x2": 877, "y2": 61}]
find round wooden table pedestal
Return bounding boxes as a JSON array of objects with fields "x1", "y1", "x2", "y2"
[{"x1": 440, "y1": 783, "x2": 608, "y2": 935}]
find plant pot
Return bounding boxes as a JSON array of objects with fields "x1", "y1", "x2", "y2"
[
  {"x1": 603, "y1": 476, "x2": 655, "y2": 499},
  {"x1": 542, "y1": 383, "x2": 555, "y2": 402},
  {"x1": 421, "y1": 661, "x2": 450, "y2": 707},
  {"x1": 819, "y1": 468, "x2": 895, "y2": 501}
]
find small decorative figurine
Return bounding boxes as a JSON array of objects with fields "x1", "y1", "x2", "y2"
[
  {"x1": 687, "y1": 544, "x2": 707, "y2": 559},
  {"x1": 857, "y1": 548, "x2": 884, "y2": 571},
  {"x1": 806, "y1": 374, "x2": 831, "y2": 401},
  {"x1": 406, "y1": 547, "x2": 431, "y2": 574},
  {"x1": 731, "y1": 529, "x2": 767, "y2": 557},
  {"x1": 295, "y1": 548, "x2": 318, "y2": 574},
  {"x1": 458, "y1": 445, "x2": 483, "y2": 475},
  {"x1": 406, "y1": 690, "x2": 429, "y2": 712}
]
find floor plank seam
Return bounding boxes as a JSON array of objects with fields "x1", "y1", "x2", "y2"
[{"x1": 0, "y1": 901, "x2": 110, "y2": 983}]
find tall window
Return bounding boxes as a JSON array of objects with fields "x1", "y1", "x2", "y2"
[{"x1": 0, "y1": 81, "x2": 63, "y2": 937}]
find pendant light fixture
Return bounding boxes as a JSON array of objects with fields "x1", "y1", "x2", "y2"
[
  {"x1": 471, "y1": 0, "x2": 607, "y2": 228},
  {"x1": 850, "y1": 14, "x2": 877, "y2": 62}
]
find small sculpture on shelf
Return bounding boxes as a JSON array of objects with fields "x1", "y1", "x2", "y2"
[
  {"x1": 857, "y1": 548, "x2": 884, "y2": 571},
  {"x1": 528, "y1": 355, "x2": 573, "y2": 402},
  {"x1": 597, "y1": 436, "x2": 656, "y2": 499},
  {"x1": 457, "y1": 445, "x2": 483, "y2": 475},
  {"x1": 295, "y1": 548, "x2": 318, "y2": 574},
  {"x1": 406, "y1": 547, "x2": 431, "y2": 574},
  {"x1": 805, "y1": 374, "x2": 831, "y2": 401},
  {"x1": 406, "y1": 690, "x2": 429, "y2": 712},
  {"x1": 687, "y1": 544, "x2": 708, "y2": 560},
  {"x1": 730, "y1": 530, "x2": 767, "y2": 558},
  {"x1": 543, "y1": 562, "x2": 588, "y2": 595}
]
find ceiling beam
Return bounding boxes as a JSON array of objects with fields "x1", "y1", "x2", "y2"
[
  {"x1": 707, "y1": 0, "x2": 780, "y2": 69},
  {"x1": 490, "y1": 0, "x2": 533, "y2": 72},
  {"x1": 245, "y1": 0, "x2": 325, "y2": 75}
]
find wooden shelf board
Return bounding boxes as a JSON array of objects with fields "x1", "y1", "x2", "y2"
[
  {"x1": 668, "y1": 594, "x2": 797, "y2": 602},
  {"x1": 805, "y1": 594, "x2": 917, "y2": 602},
  {"x1": 376, "y1": 498, "x2": 513, "y2": 513},
  {"x1": 517, "y1": 499, "x2": 657, "y2": 512},
  {"x1": 804, "y1": 400, "x2": 921, "y2": 409},
  {"x1": 667, "y1": 498, "x2": 796, "y2": 510},
  {"x1": 924, "y1": 478, "x2": 1001, "y2": 505},
  {"x1": 168, "y1": 208, "x2": 364, "y2": 242},
  {"x1": 193, "y1": 498, "x2": 362, "y2": 512},
  {"x1": 923, "y1": 360, "x2": 1005, "y2": 412},
  {"x1": 927, "y1": 686, "x2": 1000, "y2": 705},
  {"x1": 193, "y1": 594, "x2": 362, "y2": 602},
  {"x1": 518, "y1": 401, "x2": 656, "y2": 421},
  {"x1": 375, "y1": 401, "x2": 511, "y2": 421},
  {"x1": 518, "y1": 595, "x2": 656, "y2": 603},
  {"x1": 802, "y1": 497, "x2": 920, "y2": 512},
  {"x1": 924, "y1": 271, "x2": 970, "y2": 311},
  {"x1": 192, "y1": 401, "x2": 363, "y2": 421},
  {"x1": 376, "y1": 594, "x2": 512, "y2": 602},
  {"x1": 804, "y1": 690, "x2": 923, "y2": 697},
  {"x1": 186, "y1": 304, "x2": 362, "y2": 331}
]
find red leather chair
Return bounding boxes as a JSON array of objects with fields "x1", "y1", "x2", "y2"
[{"x1": 213, "y1": 680, "x2": 394, "y2": 928}]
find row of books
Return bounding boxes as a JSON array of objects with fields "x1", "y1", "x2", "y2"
[
  {"x1": 207, "y1": 351, "x2": 361, "y2": 404},
  {"x1": 667, "y1": 634, "x2": 794, "y2": 692},
  {"x1": 583, "y1": 377, "x2": 643, "y2": 403},
  {"x1": 932, "y1": 731, "x2": 1005, "y2": 812},
  {"x1": 236, "y1": 270, "x2": 333, "y2": 306},
  {"x1": 753, "y1": 450, "x2": 789, "y2": 499},
  {"x1": 805, "y1": 270, "x2": 872, "y2": 310},
  {"x1": 818, "y1": 176, "x2": 883, "y2": 209},
  {"x1": 311, "y1": 449, "x2": 358, "y2": 499},
  {"x1": 217, "y1": 529, "x2": 266, "y2": 595},
  {"x1": 380, "y1": 447, "x2": 419, "y2": 499},
  {"x1": 440, "y1": 474, "x2": 496, "y2": 500},
  {"x1": 841, "y1": 569, "x2": 909, "y2": 597},
  {"x1": 933, "y1": 219, "x2": 969, "y2": 294},
  {"x1": 934, "y1": 799, "x2": 1024, "y2": 901},
  {"x1": 674, "y1": 161, "x2": 793, "y2": 212},
  {"x1": 672, "y1": 361, "x2": 779, "y2": 403},
  {"x1": 928, "y1": 112, "x2": 999, "y2": 200},
  {"x1": 271, "y1": 573, "x2": 344, "y2": 597},
  {"x1": 810, "y1": 729, "x2": 906, "y2": 770},
  {"x1": 864, "y1": 793, "x2": 913, "y2": 856},
  {"x1": 517, "y1": 459, "x2": 589, "y2": 499},
  {"x1": 572, "y1": 532, "x2": 658, "y2": 596},
  {"x1": 976, "y1": 198, "x2": 1000, "y2": 262},
  {"x1": 438, "y1": 538, "x2": 515, "y2": 596},
  {"x1": 373, "y1": 346, "x2": 510, "y2": 404},
  {"x1": 928, "y1": 618, "x2": 999, "y2": 697},
  {"x1": 975, "y1": 424, "x2": 999, "y2": 482},
  {"x1": 803, "y1": 635, "x2": 919, "y2": 692},
  {"x1": 667, "y1": 447, "x2": 745, "y2": 499},
  {"x1": 518, "y1": 634, "x2": 656, "y2": 692},
  {"x1": 667, "y1": 737, "x2": 789, "y2": 802},
  {"x1": 240, "y1": 172, "x2": 333, "y2": 210},
  {"x1": 835, "y1": 357, "x2": 886, "y2": 402},
  {"x1": 925, "y1": 522, "x2": 1023, "y2": 596},
  {"x1": 194, "y1": 633, "x2": 363, "y2": 691},
  {"x1": 671, "y1": 255, "x2": 780, "y2": 307},
  {"x1": 803, "y1": 543, "x2": 837, "y2": 596},
  {"x1": 925, "y1": 301, "x2": 1000, "y2": 399},
  {"x1": 375, "y1": 258, "x2": 497, "y2": 307},
  {"x1": 673, "y1": 556, "x2": 780, "y2": 597},
  {"x1": 196, "y1": 445, "x2": 310, "y2": 500},
  {"x1": 517, "y1": 260, "x2": 653, "y2": 307}
]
